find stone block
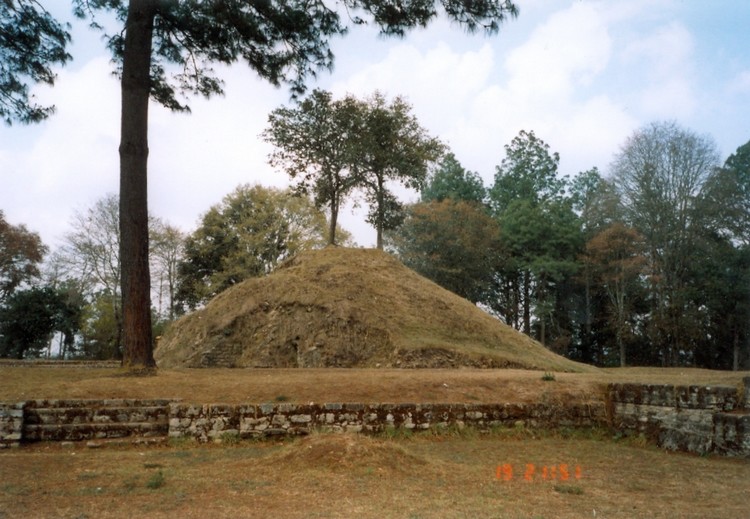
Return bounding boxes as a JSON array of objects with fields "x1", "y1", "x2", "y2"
[
  {"x1": 676, "y1": 385, "x2": 738, "y2": 411},
  {"x1": 712, "y1": 412, "x2": 750, "y2": 457}
]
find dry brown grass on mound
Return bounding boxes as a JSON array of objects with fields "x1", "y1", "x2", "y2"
[{"x1": 156, "y1": 247, "x2": 592, "y2": 373}]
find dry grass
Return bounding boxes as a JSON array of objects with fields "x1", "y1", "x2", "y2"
[
  {"x1": 1, "y1": 366, "x2": 747, "y2": 404},
  {"x1": 2, "y1": 366, "x2": 748, "y2": 517},
  {"x1": 156, "y1": 247, "x2": 592, "y2": 372},
  {"x1": 1, "y1": 431, "x2": 748, "y2": 518}
]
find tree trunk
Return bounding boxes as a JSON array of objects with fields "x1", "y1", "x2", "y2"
[
  {"x1": 583, "y1": 267, "x2": 592, "y2": 364},
  {"x1": 733, "y1": 329, "x2": 740, "y2": 371},
  {"x1": 119, "y1": 0, "x2": 157, "y2": 372},
  {"x1": 522, "y1": 270, "x2": 530, "y2": 335},
  {"x1": 328, "y1": 193, "x2": 339, "y2": 245},
  {"x1": 617, "y1": 329, "x2": 626, "y2": 367},
  {"x1": 376, "y1": 176, "x2": 384, "y2": 250}
]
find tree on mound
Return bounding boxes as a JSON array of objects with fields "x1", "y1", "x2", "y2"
[
  {"x1": 265, "y1": 90, "x2": 444, "y2": 249},
  {"x1": 156, "y1": 247, "x2": 593, "y2": 373}
]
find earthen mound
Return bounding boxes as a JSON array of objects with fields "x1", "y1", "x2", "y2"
[
  {"x1": 267, "y1": 433, "x2": 430, "y2": 474},
  {"x1": 155, "y1": 247, "x2": 592, "y2": 371}
]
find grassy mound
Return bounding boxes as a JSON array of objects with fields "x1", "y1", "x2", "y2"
[
  {"x1": 268, "y1": 434, "x2": 432, "y2": 475},
  {"x1": 156, "y1": 247, "x2": 592, "y2": 372}
]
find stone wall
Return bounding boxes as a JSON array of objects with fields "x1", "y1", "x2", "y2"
[
  {"x1": 2, "y1": 377, "x2": 749, "y2": 458},
  {"x1": 0, "y1": 399, "x2": 173, "y2": 447},
  {"x1": 608, "y1": 378, "x2": 750, "y2": 457},
  {"x1": 168, "y1": 402, "x2": 606, "y2": 442},
  {"x1": 0, "y1": 359, "x2": 121, "y2": 368},
  {"x1": 0, "y1": 402, "x2": 24, "y2": 448}
]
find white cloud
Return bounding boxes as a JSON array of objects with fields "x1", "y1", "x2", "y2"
[
  {"x1": 621, "y1": 21, "x2": 696, "y2": 118},
  {"x1": 147, "y1": 65, "x2": 290, "y2": 231},
  {"x1": 505, "y1": 2, "x2": 612, "y2": 99},
  {"x1": 1, "y1": 57, "x2": 120, "y2": 246}
]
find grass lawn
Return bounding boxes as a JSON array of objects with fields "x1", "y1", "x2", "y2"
[
  {"x1": 1, "y1": 429, "x2": 748, "y2": 519},
  {"x1": 1, "y1": 366, "x2": 748, "y2": 518},
  {"x1": 1, "y1": 366, "x2": 747, "y2": 404}
]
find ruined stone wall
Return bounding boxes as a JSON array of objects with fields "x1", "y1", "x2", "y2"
[
  {"x1": 608, "y1": 378, "x2": 750, "y2": 457},
  {"x1": 0, "y1": 360, "x2": 121, "y2": 368},
  {"x1": 0, "y1": 402, "x2": 24, "y2": 448},
  {"x1": 0, "y1": 399, "x2": 173, "y2": 448},
  {"x1": 168, "y1": 402, "x2": 606, "y2": 442},
  {"x1": 2, "y1": 378, "x2": 749, "y2": 458}
]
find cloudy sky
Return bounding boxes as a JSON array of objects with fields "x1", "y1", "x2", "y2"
[{"x1": 2, "y1": 0, "x2": 749, "y2": 249}]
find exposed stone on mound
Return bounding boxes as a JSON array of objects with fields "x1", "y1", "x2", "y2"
[{"x1": 155, "y1": 247, "x2": 591, "y2": 371}]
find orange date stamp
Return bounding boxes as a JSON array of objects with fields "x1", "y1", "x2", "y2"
[{"x1": 495, "y1": 464, "x2": 582, "y2": 482}]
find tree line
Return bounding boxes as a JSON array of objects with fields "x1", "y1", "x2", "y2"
[
  {"x1": 3, "y1": 2, "x2": 747, "y2": 370},
  {"x1": 0, "y1": 186, "x2": 336, "y2": 359},
  {"x1": 2, "y1": 91, "x2": 748, "y2": 370},
  {"x1": 388, "y1": 124, "x2": 750, "y2": 370}
]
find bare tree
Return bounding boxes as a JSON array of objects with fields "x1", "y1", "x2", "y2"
[{"x1": 612, "y1": 121, "x2": 720, "y2": 365}]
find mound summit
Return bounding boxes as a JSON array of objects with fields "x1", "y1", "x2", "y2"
[{"x1": 156, "y1": 247, "x2": 591, "y2": 372}]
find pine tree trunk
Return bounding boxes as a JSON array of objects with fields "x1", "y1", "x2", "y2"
[{"x1": 119, "y1": 0, "x2": 156, "y2": 372}]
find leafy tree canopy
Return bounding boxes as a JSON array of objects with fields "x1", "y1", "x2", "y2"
[
  {"x1": 705, "y1": 139, "x2": 750, "y2": 244},
  {"x1": 264, "y1": 89, "x2": 362, "y2": 245},
  {"x1": 490, "y1": 129, "x2": 564, "y2": 214},
  {"x1": 0, "y1": 285, "x2": 82, "y2": 359},
  {"x1": 266, "y1": 89, "x2": 444, "y2": 249},
  {"x1": 386, "y1": 199, "x2": 501, "y2": 303},
  {"x1": 568, "y1": 167, "x2": 620, "y2": 234},
  {"x1": 0, "y1": 0, "x2": 71, "y2": 124},
  {"x1": 72, "y1": 0, "x2": 519, "y2": 111},
  {"x1": 421, "y1": 152, "x2": 486, "y2": 204},
  {"x1": 176, "y1": 184, "x2": 343, "y2": 310},
  {"x1": 0, "y1": 210, "x2": 47, "y2": 302},
  {"x1": 354, "y1": 91, "x2": 445, "y2": 248}
]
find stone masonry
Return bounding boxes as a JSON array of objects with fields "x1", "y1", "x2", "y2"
[
  {"x1": 2, "y1": 379, "x2": 749, "y2": 457},
  {"x1": 608, "y1": 379, "x2": 750, "y2": 457},
  {"x1": 167, "y1": 401, "x2": 606, "y2": 442}
]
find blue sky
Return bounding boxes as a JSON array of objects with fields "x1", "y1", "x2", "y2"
[{"x1": 1, "y1": 0, "x2": 749, "y2": 249}]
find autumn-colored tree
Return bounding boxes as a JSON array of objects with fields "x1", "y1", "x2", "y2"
[
  {"x1": 612, "y1": 121, "x2": 721, "y2": 365},
  {"x1": 567, "y1": 168, "x2": 622, "y2": 364},
  {"x1": 583, "y1": 223, "x2": 646, "y2": 367},
  {"x1": 386, "y1": 199, "x2": 501, "y2": 303},
  {"x1": 0, "y1": 210, "x2": 47, "y2": 303}
]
